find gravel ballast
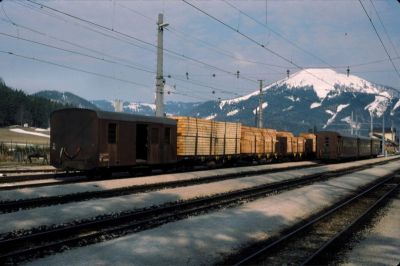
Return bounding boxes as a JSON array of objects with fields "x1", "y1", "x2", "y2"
[
  {"x1": 339, "y1": 190, "x2": 400, "y2": 265},
  {"x1": 26, "y1": 161, "x2": 400, "y2": 266},
  {"x1": 0, "y1": 161, "x2": 317, "y2": 202},
  {"x1": 0, "y1": 162, "x2": 346, "y2": 234}
]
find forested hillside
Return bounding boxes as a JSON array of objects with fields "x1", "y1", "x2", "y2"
[{"x1": 0, "y1": 78, "x2": 71, "y2": 128}]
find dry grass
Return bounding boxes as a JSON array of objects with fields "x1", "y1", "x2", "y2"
[{"x1": 0, "y1": 127, "x2": 49, "y2": 145}]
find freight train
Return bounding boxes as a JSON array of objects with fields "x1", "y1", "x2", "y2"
[{"x1": 50, "y1": 108, "x2": 381, "y2": 174}]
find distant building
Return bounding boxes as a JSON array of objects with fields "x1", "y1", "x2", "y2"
[
  {"x1": 113, "y1": 100, "x2": 124, "y2": 113},
  {"x1": 372, "y1": 127, "x2": 398, "y2": 143}
]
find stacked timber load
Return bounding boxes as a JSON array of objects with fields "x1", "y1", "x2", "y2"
[
  {"x1": 292, "y1": 136, "x2": 305, "y2": 155},
  {"x1": 240, "y1": 126, "x2": 277, "y2": 156},
  {"x1": 300, "y1": 133, "x2": 317, "y2": 154},
  {"x1": 222, "y1": 122, "x2": 241, "y2": 155},
  {"x1": 172, "y1": 117, "x2": 241, "y2": 157},
  {"x1": 276, "y1": 131, "x2": 294, "y2": 156},
  {"x1": 262, "y1": 128, "x2": 277, "y2": 155},
  {"x1": 241, "y1": 126, "x2": 257, "y2": 154}
]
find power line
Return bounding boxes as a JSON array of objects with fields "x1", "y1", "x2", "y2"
[
  {"x1": 0, "y1": 17, "x2": 156, "y2": 72},
  {"x1": 182, "y1": 0, "x2": 336, "y2": 89},
  {"x1": 358, "y1": 0, "x2": 400, "y2": 81},
  {"x1": 221, "y1": 0, "x2": 336, "y2": 69},
  {"x1": 369, "y1": 0, "x2": 399, "y2": 58},
  {"x1": 0, "y1": 32, "x2": 157, "y2": 74},
  {"x1": 25, "y1": 0, "x2": 258, "y2": 84},
  {"x1": 0, "y1": 50, "x2": 151, "y2": 88}
]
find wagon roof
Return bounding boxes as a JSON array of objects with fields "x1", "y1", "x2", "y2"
[{"x1": 53, "y1": 108, "x2": 177, "y2": 125}]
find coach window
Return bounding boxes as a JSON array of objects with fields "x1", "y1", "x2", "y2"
[
  {"x1": 108, "y1": 123, "x2": 117, "y2": 144},
  {"x1": 151, "y1": 128, "x2": 159, "y2": 144},
  {"x1": 164, "y1": 127, "x2": 171, "y2": 144}
]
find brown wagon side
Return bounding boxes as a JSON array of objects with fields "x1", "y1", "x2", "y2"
[{"x1": 51, "y1": 108, "x2": 177, "y2": 171}]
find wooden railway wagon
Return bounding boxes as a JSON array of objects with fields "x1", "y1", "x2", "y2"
[
  {"x1": 300, "y1": 133, "x2": 317, "y2": 157},
  {"x1": 50, "y1": 108, "x2": 177, "y2": 171},
  {"x1": 172, "y1": 116, "x2": 241, "y2": 160},
  {"x1": 292, "y1": 136, "x2": 305, "y2": 158},
  {"x1": 240, "y1": 126, "x2": 277, "y2": 158}
]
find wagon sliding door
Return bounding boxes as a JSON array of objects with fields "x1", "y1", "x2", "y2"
[{"x1": 136, "y1": 124, "x2": 148, "y2": 163}]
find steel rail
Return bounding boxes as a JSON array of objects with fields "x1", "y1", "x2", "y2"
[
  {"x1": 0, "y1": 163, "x2": 324, "y2": 212},
  {"x1": 0, "y1": 163, "x2": 396, "y2": 263},
  {"x1": 302, "y1": 180, "x2": 399, "y2": 265},
  {"x1": 234, "y1": 175, "x2": 398, "y2": 265}
]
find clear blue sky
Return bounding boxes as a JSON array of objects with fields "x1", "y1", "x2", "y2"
[{"x1": 0, "y1": 0, "x2": 399, "y2": 103}]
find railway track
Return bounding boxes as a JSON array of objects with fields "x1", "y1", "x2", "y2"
[
  {"x1": 0, "y1": 162, "x2": 397, "y2": 264},
  {"x1": 0, "y1": 162, "x2": 318, "y2": 190},
  {"x1": 228, "y1": 175, "x2": 399, "y2": 265},
  {"x1": 0, "y1": 162, "x2": 324, "y2": 212}
]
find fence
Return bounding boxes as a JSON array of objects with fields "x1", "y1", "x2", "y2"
[{"x1": 0, "y1": 141, "x2": 50, "y2": 164}]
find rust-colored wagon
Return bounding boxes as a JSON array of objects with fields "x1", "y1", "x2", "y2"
[{"x1": 50, "y1": 108, "x2": 177, "y2": 171}]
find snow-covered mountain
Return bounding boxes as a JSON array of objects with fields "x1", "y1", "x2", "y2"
[
  {"x1": 91, "y1": 100, "x2": 196, "y2": 116},
  {"x1": 187, "y1": 68, "x2": 400, "y2": 134},
  {"x1": 92, "y1": 68, "x2": 399, "y2": 135}
]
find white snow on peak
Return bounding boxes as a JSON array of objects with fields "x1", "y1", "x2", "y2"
[
  {"x1": 277, "y1": 68, "x2": 386, "y2": 100},
  {"x1": 227, "y1": 109, "x2": 239, "y2": 116},
  {"x1": 127, "y1": 102, "x2": 156, "y2": 112}
]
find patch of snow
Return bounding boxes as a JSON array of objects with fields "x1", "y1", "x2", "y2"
[
  {"x1": 204, "y1": 114, "x2": 217, "y2": 120},
  {"x1": 219, "y1": 83, "x2": 275, "y2": 108},
  {"x1": 323, "y1": 104, "x2": 350, "y2": 129},
  {"x1": 337, "y1": 104, "x2": 349, "y2": 113},
  {"x1": 391, "y1": 99, "x2": 400, "y2": 115},
  {"x1": 127, "y1": 102, "x2": 156, "y2": 112},
  {"x1": 252, "y1": 102, "x2": 268, "y2": 114},
  {"x1": 286, "y1": 96, "x2": 300, "y2": 102},
  {"x1": 326, "y1": 110, "x2": 334, "y2": 115},
  {"x1": 364, "y1": 95, "x2": 389, "y2": 117},
  {"x1": 341, "y1": 116, "x2": 351, "y2": 123},
  {"x1": 227, "y1": 109, "x2": 239, "y2": 116},
  {"x1": 10, "y1": 128, "x2": 50, "y2": 138},
  {"x1": 310, "y1": 102, "x2": 322, "y2": 109},
  {"x1": 283, "y1": 106, "x2": 293, "y2": 112},
  {"x1": 34, "y1": 128, "x2": 49, "y2": 132}
]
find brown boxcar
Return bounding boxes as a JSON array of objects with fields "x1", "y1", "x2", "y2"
[
  {"x1": 50, "y1": 108, "x2": 177, "y2": 171},
  {"x1": 316, "y1": 131, "x2": 362, "y2": 160},
  {"x1": 300, "y1": 133, "x2": 317, "y2": 157}
]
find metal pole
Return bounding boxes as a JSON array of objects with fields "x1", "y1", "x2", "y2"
[
  {"x1": 382, "y1": 115, "x2": 385, "y2": 156},
  {"x1": 257, "y1": 80, "x2": 263, "y2": 128},
  {"x1": 351, "y1": 111, "x2": 354, "y2": 135},
  {"x1": 355, "y1": 114, "x2": 358, "y2": 136},
  {"x1": 370, "y1": 113, "x2": 373, "y2": 137},
  {"x1": 155, "y1": 13, "x2": 167, "y2": 117}
]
